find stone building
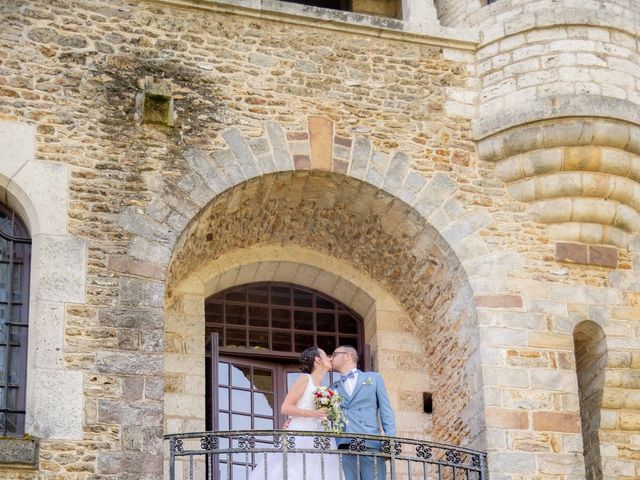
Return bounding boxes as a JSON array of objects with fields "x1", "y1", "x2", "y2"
[{"x1": 1, "y1": 0, "x2": 639, "y2": 478}]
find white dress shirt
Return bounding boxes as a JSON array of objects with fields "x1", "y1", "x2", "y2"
[{"x1": 343, "y1": 369, "x2": 359, "y2": 396}]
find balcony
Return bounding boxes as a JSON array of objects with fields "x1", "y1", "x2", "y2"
[{"x1": 166, "y1": 430, "x2": 487, "y2": 479}]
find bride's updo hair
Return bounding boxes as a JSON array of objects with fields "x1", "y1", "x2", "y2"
[{"x1": 299, "y1": 346, "x2": 321, "y2": 374}]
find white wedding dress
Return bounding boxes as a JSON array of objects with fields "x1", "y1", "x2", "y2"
[{"x1": 249, "y1": 374, "x2": 343, "y2": 480}]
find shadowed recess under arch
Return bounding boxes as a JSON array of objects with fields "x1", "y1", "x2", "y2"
[{"x1": 165, "y1": 171, "x2": 486, "y2": 448}]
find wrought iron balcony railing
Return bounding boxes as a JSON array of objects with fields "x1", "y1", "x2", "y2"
[{"x1": 166, "y1": 430, "x2": 486, "y2": 480}]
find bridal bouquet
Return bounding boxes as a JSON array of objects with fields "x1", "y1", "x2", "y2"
[{"x1": 313, "y1": 386, "x2": 347, "y2": 433}]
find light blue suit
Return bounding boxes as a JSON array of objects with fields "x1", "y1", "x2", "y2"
[{"x1": 333, "y1": 371, "x2": 396, "y2": 480}]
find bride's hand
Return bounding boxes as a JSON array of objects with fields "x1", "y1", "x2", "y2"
[{"x1": 307, "y1": 408, "x2": 328, "y2": 419}]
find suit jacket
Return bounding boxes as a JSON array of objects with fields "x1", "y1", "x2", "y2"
[{"x1": 332, "y1": 371, "x2": 396, "y2": 450}]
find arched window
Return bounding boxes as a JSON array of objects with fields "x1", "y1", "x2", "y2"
[
  {"x1": 206, "y1": 283, "x2": 362, "y2": 357},
  {"x1": 205, "y1": 282, "x2": 366, "y2": 432},
  {"x1": 0, "y1": 204, "x2": 31, "y2": 436}
]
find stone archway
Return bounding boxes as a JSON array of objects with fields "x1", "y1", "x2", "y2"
[{"x1": 164, "y1": 170, "x2": 486, "y2": 449}]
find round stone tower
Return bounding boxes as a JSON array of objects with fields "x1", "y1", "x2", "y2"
[{"x1": 460, "y1": 1, "x2": 640, "y2": 479}]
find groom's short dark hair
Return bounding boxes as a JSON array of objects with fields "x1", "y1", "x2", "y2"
[{"x1": 336, "y1": 345, "x2": 358, "y2": 362}]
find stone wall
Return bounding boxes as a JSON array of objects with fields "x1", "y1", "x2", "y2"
[
  {"x1": 465, "y1": 0, "x2": 639, "y2": 32},
  {"x1": 1, "y1": 0, "x2": 640, "y2": 479},
  {"x1": 1, "y1": 0, "x2": 481, "y2": 477},
  {"x1": 479, "y1": 119, "x2": 640, "y2": 250},
  {"x1": 433, "y1": 0, "x2": 481, "y2": 27},
  {"x1": 476, "y1": 25, "x2": 640, "y2": 124}
]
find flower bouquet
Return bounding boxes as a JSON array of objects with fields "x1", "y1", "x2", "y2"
[{"x1": 313, "y1": 386, "x2": 347, "y2": 433}]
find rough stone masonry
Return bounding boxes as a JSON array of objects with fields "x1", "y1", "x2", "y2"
[{"x1": 0, "y1": 0, "x2": 639, "y2": 479}]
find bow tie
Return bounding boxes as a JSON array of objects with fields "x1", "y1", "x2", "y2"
[{"x1": 340, "y1": 371, "x2": 358, "y2": 382}]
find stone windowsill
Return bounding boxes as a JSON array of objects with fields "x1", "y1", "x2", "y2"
[
  {"x1": 0, "y1": 437, "x2": 39, "y2": 468},
  {"x1": 149, "y1": 0, "x2": 479, "y2": 49}
]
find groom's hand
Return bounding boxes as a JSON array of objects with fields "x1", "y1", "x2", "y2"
[{"x1": 283, "y1": 419, "x2": 291, "y2": 430}]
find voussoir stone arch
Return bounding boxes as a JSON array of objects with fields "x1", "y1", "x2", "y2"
[
  {"x1": 119, "y1": 116, "x2": 505, "y2": 297},
  {"x1": 156, "y1": 163, "x2": 491, "y2": 451}
]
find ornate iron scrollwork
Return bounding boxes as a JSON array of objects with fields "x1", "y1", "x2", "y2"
[
  {"x1": 201, "y1": 435, "x2": 218, "y2": 451},
  {"x1": 472, "y1": 454, "x2": 481, "y2": 467},
  {"x1": 416, "y1": 444, "x2": 432, "y2": 459},
  {"x1": 273, "y1": 434, "x2": 283, "y2": 449},
  {"x1": 348, "y1": 437, "x2": 366, "y2": 452},
  {"x1": 446, "y1": 449, "x2": 462, "y2": 464},
  {"x1": 313, "y1": 436, "x2": 331, "y2": 450},
  {"x1": 175, "y1": 438, "x2": 183, "y2": 453},
  {"x1": 238, "y1": 435, "x2": 256, "y2": 450},
  {"x1": 286, "y1": 435, "x2": 296, "y2": 449},
  {"x1": 381, "y1": 439, "x2": 401, "y2": 456}
]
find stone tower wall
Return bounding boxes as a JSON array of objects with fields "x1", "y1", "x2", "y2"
[
  {"x1": 433, "y1": 0, "x2": 481, "y2": 28},
  {"x1": 466, "y1": 0, "x2": 638, "y2": 29},
  {"x1": 472, "y1": 1, "x2": 640, "y2": 479},
  {"x1": 475, "y1": 18, "x2": 640, "y2": 128}
]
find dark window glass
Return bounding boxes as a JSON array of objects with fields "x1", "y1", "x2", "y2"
[
  {"x1": 338, "y1": 314, "x2": 358, "y2": 334},
  {"x1": 270, "y1": 286, "x2": 290, "y2": 306},
  {"x1": 293, "y1": 310, "x2": 313, "y2": 330},
  {"x1": 292, "y1": 288, "x2": 312, "y2": 307},
  {"x1": 271, "y1": 331, "x2": 292, "y2": 352},
  {"x1": 205, "y1": 283, "x2": 363, "y2": 355},
  {"x1": 226, "y1": 328, "x2": 247, "y2": 348},
  {"x1": 225, "y1": 288, "x2": 246, "y2": 302},
  {"x1": 279, "y1": 0, "x2": 350, "y2": 12},
  {"x1": 248, "y1": 306, "x2": 268, "y2": 328},
  {"x1": 248, "y1": 330, "x2": 269, "y2": 350},
  {"x1": 0, "y1": 204, "x2": 30, "y2": 436},
  {"x1": 316, "y1": 312, "x2": 335, "y2": 332},
  {"x1": 316, "y1": 335, "x2": 335, "y2": 354},
  {"x1": 205, "y1": 302, "x2": 223, "y2": 323},
  {"x1": 247, "y1": 286, "x2": 269, "y2": 304},
  {"x1": 294, "y1": 333, "x2": 314, "y2": 352},
  {"x1": 225, "y1": 305, "x2": 246, "y2": 326},
  {"x1": 271, "y1": 309, "x2": 291, "y2": 329}
]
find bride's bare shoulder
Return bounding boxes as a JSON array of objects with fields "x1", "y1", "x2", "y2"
[{"x1": 291, "y1": 374, "x2": 310, "y2": 389}]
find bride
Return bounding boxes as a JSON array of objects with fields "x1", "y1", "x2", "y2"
[{"x1": 249, "y1": 346, "x2": 343, "y2": 480}]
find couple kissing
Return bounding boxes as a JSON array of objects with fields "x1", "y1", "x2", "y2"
[{"x1": 250, "y1": 345, "x2": 396, "y2": 480}]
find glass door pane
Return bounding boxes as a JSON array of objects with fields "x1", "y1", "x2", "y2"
[
  {"x1": 217, "y1": 357, "x2": 278, "y2": 480},
  {"x1": 217, "y1": 357, "x2": 277, "y2": 430}
]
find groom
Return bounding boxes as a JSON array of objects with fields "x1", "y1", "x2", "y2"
[{"x1": 331, "y1": 346, "x2": 396, "y2": 480}]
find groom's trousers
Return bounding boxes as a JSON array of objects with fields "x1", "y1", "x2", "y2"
[{"x1": 340, "y1": 449, "x2": 386, "y2": 480}]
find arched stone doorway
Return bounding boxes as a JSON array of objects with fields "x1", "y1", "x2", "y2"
[
  {"x1": 204, "y1": 281, "x2": 367, "y2": 431},
  {"x1": 164, "y1": 170, "x2": 485, "y2": 450}
]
